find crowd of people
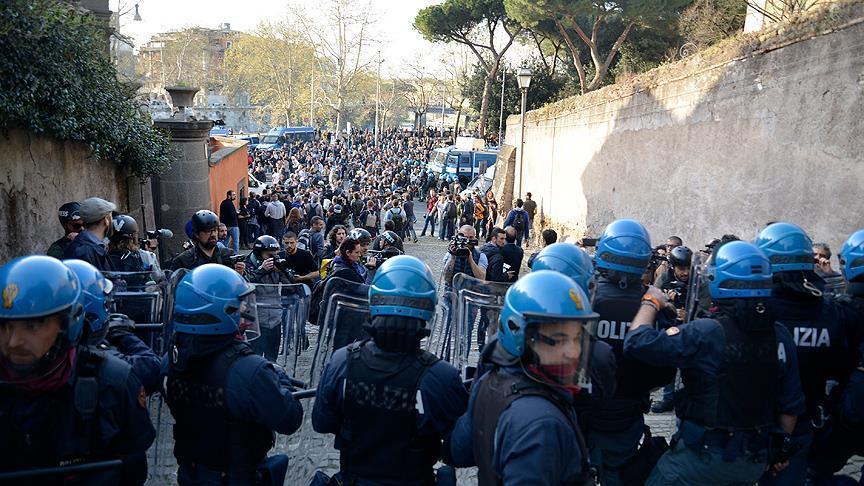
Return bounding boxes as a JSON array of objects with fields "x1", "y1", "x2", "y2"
[{"x1": 1, "y1": 125, "x2": 863, "y2": 486}]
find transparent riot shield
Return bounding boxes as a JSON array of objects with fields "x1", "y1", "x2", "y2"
[
  {"x1": 451, "y1": 274, "x2": 511, "y2": 376},
  {"x1": 102, "y1": 270, "x2": 169, "y2": 354},
  {"x1": 309, "y1": 277, "x2": 370, "y2": 387},
  {"x1": 685, "y1": 252, "x2": 709, "y2": 323},
  {"x1": 424, "y1": 290, "x2": 456, "y2": 363},
  {"x1": 248, "y1": 282, "x2": 312, "y2": 374}
]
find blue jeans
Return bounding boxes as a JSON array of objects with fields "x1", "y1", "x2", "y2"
[
  {"x1": 648, "y1": 440, "x2": 767, "y2": 485},
  {"x1": 422, "y1": 214, "x2": 437, "y2": 235},
  {"x1": 227, "y1": 226, "x2": 240, "y2": 253},
  {"x1": 587, "y1": 417, "x2": 645, "y2": 486},
  {"x1": 439, "y1": 218, "x2": 454, "y2": 240}
]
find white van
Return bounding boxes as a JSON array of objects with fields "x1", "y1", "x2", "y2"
[
  {"x1": 248, "y1": 172, "x2": 267, "y2": 196},
  {"x1": 460, "y1": 164, "x2": 496, "y2": 199}
]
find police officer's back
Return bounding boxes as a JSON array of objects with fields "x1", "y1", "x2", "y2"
[
  {"x1": 450, "y1": 271, "x2": 597, "y2": 485},
  {"x1": 165, "y1": 264, "x2": 304, "y2": 485},
  {"x1": 0, "y1": 256, "x2": 155, "y2": 485},
  {"x1": 586, "y1": 219, "x2": 676, "y2": 486},
  {"x1": 171, "y1": 210, "x2": 246, "y2": 275},
  {"x1": 312, "y1": 255, "x2": 468, "y2": 485},
  {"x1": 624, "y1": 241, "x2": 805, "y2": 485},
  {"x1": 754, "y1": 223, "x2": 854, "y2": 484}
]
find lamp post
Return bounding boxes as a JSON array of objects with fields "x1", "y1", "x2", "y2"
[
  {"x1": 374, "y1": 50, "x2": 381, "y2": 147},
  {"x1": 516, "y1": 67, "x2": 532, "y2": 199},
  {"x1": 498, "y1": 66, "x2": 506, "y2": 145}
]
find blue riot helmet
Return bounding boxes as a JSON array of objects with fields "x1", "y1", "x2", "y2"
[
  {"x1": 531, "y1": 243, "x2": 595, "y2": 296},
  {"x1": 839, "y1": 230, "x2": 864, "y2": 282},
  {"x1": 63, "y1": 259, "x2": 114, "y2": 345},
  {"x1": 0, "y1": 256, "x2": 85, "y2": 374},
  {"x1": 754, "y1": 222, "x2": 814, "y2": 272},
  {"x1": 369, "y1": 255, "x2": 437, "y2": 321},
  {"x1": 172, "y1": 264, "x2": 260, "y2": 341},
  {"x1": 595, "y1": 219, "x2": 652, "y2": 275},
  {"x1": 499, "y1": 270, "x2": 598, "y2": 389},
  {"x1": 706, "y1": 241, "x2": 773, "y2": 300}
]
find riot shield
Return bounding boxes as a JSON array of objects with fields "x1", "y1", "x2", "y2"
[
  {"x1": 309, "y1": 277, "x2": 370, "y2": 387},
  {"x1": 102, "y1": 270, "x2": 169, "y2": 354},
  {"x1": 685, "y1": 252, "x2": 709, "y2": 323},
  {"x1": 424, "y1": 290, "x2": 456, "y2": 362},
  {"x1": 451, "y1": 274, "x2": 511, "y2": 376},
  {"x1": 248, "y1": 283, "x2": 312, "y2": 374}
]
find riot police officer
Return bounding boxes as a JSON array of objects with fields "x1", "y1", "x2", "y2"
[
  {"x1": 586, "y1": 219, "x2": 676, "y2": 486},
  {"x1": 808, "y1": 229, "x2": 864, "y2": 482},
  {"x1": 450, "y1": 270, "x2": 599, "y2": 484},
  {"x1": 0, "y1": 255, "x2": 155, "y2": 484},
  {"x1": 753, "y1": 222, "x2": 854, "y2": 484},
  {"x1": 165, "y1": 264, "x2": 304, "y2": 485},
  {"x1": 64, "y1": 259, "x2": 161, "y2": 394},
  {"x1": 531, "y1": 242, "x2": 596, "y2": 296},
  {"x1": 624, "y1": 241, "x2": 805, "y2": 485},
  {"x1": 170, "y1": 210, "x2": 246, "y2": 275},
  {"x1": 312, "y1": 255, "x2": 468, "y2": 485}
]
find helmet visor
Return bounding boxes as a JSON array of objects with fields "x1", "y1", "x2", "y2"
[
  {"x1": 231, "y1": 291, "x2": 260, "y2": 342},
  {"x1": 522, "y1": 318, "x2": 596, "y2": 390}
]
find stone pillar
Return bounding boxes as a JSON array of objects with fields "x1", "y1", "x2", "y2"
[{"x1": 154, "y1": 87, "x2": 213, "y2": 258}]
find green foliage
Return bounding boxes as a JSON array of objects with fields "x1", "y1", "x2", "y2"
[
  {"x1": 466, "y1": 59, "x2": 568, "y2": 138},
  {"x1": 415, "y1": 0, "x2": 509, "y2": 44},
  {"x1": 0, "y1": 0, "x2": 175, "y2": 178}
]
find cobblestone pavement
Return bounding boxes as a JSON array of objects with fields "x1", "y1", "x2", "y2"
[{"x1": 145, "y1": 204, "x2": 861, "y2": 484}]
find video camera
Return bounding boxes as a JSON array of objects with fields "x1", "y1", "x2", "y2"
[
  {"x1": 226, "y1": 254, "x2": 246, "y2": 266},
  {"x1": 362, "y1": 248, "x2": 401, "y2": 267},
  {"x1": 139, "y1": 228, "x2": 173, "y2": 249},
  {"x1": 450, "y1": 234, "x2": 478, "y2": 257},
  {"x1": 661, "y1": 280, "x2": 689, "y2": 309}
]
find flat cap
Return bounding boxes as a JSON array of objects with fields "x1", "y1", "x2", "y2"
[{"x1": 79, "y1": 197, "x2": 117, "y2": 224}]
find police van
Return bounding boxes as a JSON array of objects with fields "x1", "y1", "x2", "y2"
[
  {"x1": 257, "y1": 127, "x2": 317, "y2": 151},
  {"x1": 427, "y1": 137, "x2": 497, "y2": 187}
]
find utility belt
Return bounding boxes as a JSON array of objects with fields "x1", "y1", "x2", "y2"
[
  {"x1": 676, "y1": 420, "x2": 770, "y2": 462},
  {"x1": 181, "y1": 455, "x2": 288, "y2": 486}
]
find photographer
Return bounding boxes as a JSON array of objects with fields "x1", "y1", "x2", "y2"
[
  {"x1": 278, "y1": 232, "x2": 320, "y2": 285},
  {"x1": 654, "y1": 245, "x2": 693, "y2": 322},
  {"x1": 170, "y1": 210, "x2": 246, "y2": 275},
  {"x1": 246, "y1": 235, "x2": 295, "y2": 361},
  {"x1": 443, "y1": 225, "x2": 487, "y2": 288}
]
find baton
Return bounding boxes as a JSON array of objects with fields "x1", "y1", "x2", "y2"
[
  {"x1": 292, "y1": 389, "x2": 317, "y2": 399},
  {"x1": 0, "y1": 459, "x2": 124, "y2": 480}
]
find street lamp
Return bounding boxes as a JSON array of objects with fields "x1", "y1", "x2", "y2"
[
  {"x1": 516, "y1": 67, "x2": 532, "y2": 199},
  {"x1": 133, "y1": 3, "x2": 143, "y2": 22}
]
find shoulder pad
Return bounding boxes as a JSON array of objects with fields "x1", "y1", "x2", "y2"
[
  {"x1": 416, "y1": 349, "x2": 441, "y2": 366},
  {"x1": 96, "y1": 351, "x2": 133, "y2": 389}
]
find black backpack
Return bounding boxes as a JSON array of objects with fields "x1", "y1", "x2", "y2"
[
  {"x1": 446, "y1": 201, "x2": 457, "y2": 220},
  {"x1": 512, "y1": 210, "x2": 526, "y2": 232},
  {"x1": 389, "y1": 209, "x2": 405, "y2": 231}
]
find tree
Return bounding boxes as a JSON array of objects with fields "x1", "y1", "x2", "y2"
[
  {"x1": 224, "y1": 23, "x2": 317, "y2": 127},
  {"x1": 505, "y1": 0, "x2": 690, "y2": 94},
  {"x1": 465, "y1": 58, "x2": 567, "y2": 139},
  {"x1": 415, "y1": 0, "x2": 521, "y2": 138},
  {"x1": 441, "y1": 46, "x2": 473, "y2": 138},
  {"x1": 294, "y1": 0, "x2": 376, "y2": 132},
  {"x1": 400, "y1": 61, "x2": 437, "y2": 130}
]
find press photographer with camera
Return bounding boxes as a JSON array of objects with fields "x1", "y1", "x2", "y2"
[
  {"x1": 443, "y1": 225, "x2": 487, "y2": 288},
  {"x1": 107, "y1": 214, "x2": 164, "y2": 275},
  {"x1": 245, "y1": 235, "x2": 297, "y2": 361},
  {"x1": 655, "y1": 245, "x2": 693, "y2": 322},
  {"x1": 170, "y1": 210, "x2": 246, "y2": 275}
]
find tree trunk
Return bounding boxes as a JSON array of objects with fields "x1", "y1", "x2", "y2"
[
  {"x1": 478, "y1": 63, "x2": 499, "y2": 139},
  {"x1": 454, "y1": 107, "x2": 462, "y2": 140}
]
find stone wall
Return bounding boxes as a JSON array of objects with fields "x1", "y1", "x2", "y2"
[
  {"x1": 0, "y1": 129, "x2": 154, "y2": 263},
  {"x1": 505, "y1": 15, "x2": 864, "y2": 253}
]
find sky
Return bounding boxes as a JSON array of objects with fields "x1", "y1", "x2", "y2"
[{"x1": 115, "y1": 0, "x2": 469, "y2": 77}]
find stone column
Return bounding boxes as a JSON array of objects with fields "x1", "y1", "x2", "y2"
[{"x1": 154, "y1": 87, "x2": 213, "y2": 258}]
